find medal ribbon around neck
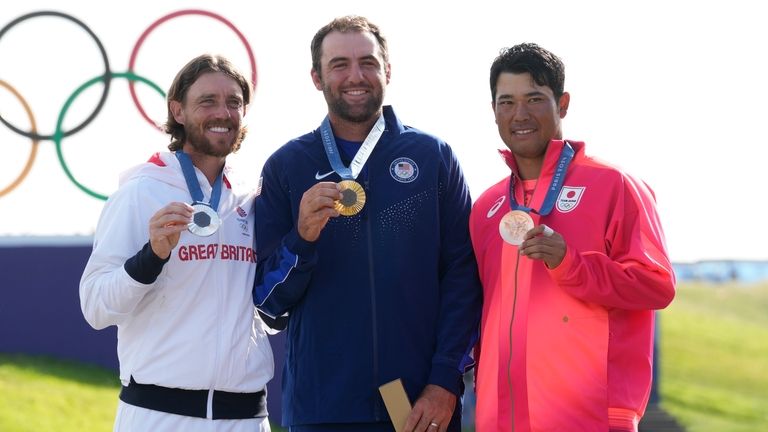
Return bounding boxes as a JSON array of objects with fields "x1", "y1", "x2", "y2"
[
  {"x1": 319, "y1": 114, "x2": 385, "y2": 216},
  {"x1": 175, "y1": 150, "x2": 224, "y2": 236},
  {"x1": 499, "y1": 142, "x2": 575, "y2": 245}
]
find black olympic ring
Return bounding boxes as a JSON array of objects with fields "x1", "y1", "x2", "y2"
[{"x1": 0, "y1": 11, "x2": 111, "y2": 141}]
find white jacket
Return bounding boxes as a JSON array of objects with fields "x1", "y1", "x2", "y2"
[{"x1": 80, "y1": 152, "x2": 273, "y2": 393}]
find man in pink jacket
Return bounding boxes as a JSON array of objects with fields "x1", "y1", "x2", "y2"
[{"x1": 470, "y1": 43, "x2": 676, "y2": 432}]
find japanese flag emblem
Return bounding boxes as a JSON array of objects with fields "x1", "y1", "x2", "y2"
[{"x1": 556, "y1": 186, "x2": 585, "y2": 213}]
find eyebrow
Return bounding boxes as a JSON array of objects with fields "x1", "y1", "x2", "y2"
[
  {"x1": 194, "y1": 93, "x2": 216, "y2": 102},
  {"x1": 194, "y1": 92, "x2": 242, "y2": 102},
  {"x1": 497, "y1": 90, "x2": 547, "y2": 100},
  {"x1": 328, "y1": 54, "x2": 380, "y2": 65}
]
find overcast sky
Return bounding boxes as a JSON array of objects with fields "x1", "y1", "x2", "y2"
[{"x1": 1, "y1": 0, "x2": 765, "y2": 263}]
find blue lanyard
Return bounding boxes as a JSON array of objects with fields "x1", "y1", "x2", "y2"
[
  {"x1": 319, "y1": 114, "x2": 385, "y2": 180},
  {"x1": 509, "y1": 142, "x2": 575, "y2": 215},
  {"x1": 175, "y1": 151, "x2": 223, "y2": 210}
]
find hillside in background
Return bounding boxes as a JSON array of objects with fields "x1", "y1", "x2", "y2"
[
  {"x1": 673, "y1": 261, "x2": 768, "y2": 284},
  {"x1": 658, "y1": 282, "x2": 768, "y2": 431}
]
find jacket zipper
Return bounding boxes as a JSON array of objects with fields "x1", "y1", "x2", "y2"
[{"x1": 364, "y1": 177, "x2": 380, "y2": 419}]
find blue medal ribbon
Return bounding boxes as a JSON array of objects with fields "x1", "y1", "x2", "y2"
[
  {"x1": 508, "y1": 142, "x2": 575, "y2": 215},
  {"x1": 175, "y1": 150, "x2": 223, "y2": 211}
]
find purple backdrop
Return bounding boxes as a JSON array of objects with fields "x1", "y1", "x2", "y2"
[{"x1": 0, "y1": 243, "x2": 284, "y2": 424}]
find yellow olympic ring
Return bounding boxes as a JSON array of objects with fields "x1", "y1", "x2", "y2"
[{"x1": 0, "y1": 79, "x2": 38, "y2": 198}]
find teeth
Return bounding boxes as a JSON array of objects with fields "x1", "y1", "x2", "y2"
[
  {"x1": 208, "y1": 127, "x2": 229, "y2": 133},
  {"x1": 513, "y1": 129, "x2": 534, "y2": 135},
  {"x1": 346, "y1": 90, "x2": 366, "y2": 95}
]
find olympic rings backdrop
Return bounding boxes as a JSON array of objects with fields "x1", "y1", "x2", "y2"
[
  {"x1": 0, "y1": 2, "x2": 481, "y2": 241},
  {"x1": 0, "y1": 3, "x2": 360, "y2": 239}
]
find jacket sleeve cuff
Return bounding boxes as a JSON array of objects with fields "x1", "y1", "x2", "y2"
[
  {"x1": 428, "y1": 363, "x2": 463, "y2": 396},
  {"x1": 123, "y1": 242, "x2": 170, "y2": 284},
  {"x1": 284, "y1": 228, "x2": 317, "y2": 258},
  {"x1": 548, "y1": 244, "x2": 576, "y2": 280}
]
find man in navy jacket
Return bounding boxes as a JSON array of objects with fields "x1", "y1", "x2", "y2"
[{"x1": 254, "y1": 15, "x2": 482, "y2": 432}]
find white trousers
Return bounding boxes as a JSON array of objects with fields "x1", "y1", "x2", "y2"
[{"x1": 114, "y1": 401, "x2": 271, "y2": 432}]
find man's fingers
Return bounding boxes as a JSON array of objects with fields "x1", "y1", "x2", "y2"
[
  {"x1": 156, "y1": 212, "x2": 191, "y2": 227},
  {"x1": 151, "y1": 202, "x2": 193, "y2": 226},
  {"x1": 402, "y1": 409, "x2": 421, "y2": 432},
  {"x1": 524, "y1": 224, "x2": 555, "y2": 240}
]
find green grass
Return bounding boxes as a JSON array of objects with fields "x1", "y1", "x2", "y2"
[
  {"x1": 0, "y1": 354, "x2": 119, "y2": 431},
  {"x1": 0, "y1": 354, "x2": 287, "y2": 431},
  {"x1": 1, "y1": 282, "x2": 766, "y2": 431},
  {"x1": 658, "y1": 282, "x2": 768, "y2": 431}
]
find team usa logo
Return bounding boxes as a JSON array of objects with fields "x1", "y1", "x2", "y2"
[
  {"x1": 556, "y1": 186, "x2": 585, "y2": 212},
  {"x1": 389, "y1": 157, "x2": 419, "y2": 183},
  {"x1": 487, "y1": 195, "x2": 506, "y2": 218}
]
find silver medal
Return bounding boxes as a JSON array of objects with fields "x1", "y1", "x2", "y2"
[{"x1": 188, "y1": 203, "x2": 221, "y2": 236}]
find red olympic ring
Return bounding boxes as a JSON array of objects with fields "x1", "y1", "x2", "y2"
[{"x1": 127, "y1": 9, "x2": 257, "y2": 130}]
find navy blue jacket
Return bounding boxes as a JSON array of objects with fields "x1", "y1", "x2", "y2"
[{"x1": 254, "y1": 106, "x2": 482, "y2": 426}]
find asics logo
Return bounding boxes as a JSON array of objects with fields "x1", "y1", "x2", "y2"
[
  {"x1": 487, "y1": 196, "x2": 506, "y2": 218},
  {"x1": 315, "y1": 170, "x2": 336, "y2": 180}
]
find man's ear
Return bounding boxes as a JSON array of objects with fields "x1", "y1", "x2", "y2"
[
  {"x1": 558, "y1": 92, "x2": 570, "y2": 119},
  {"x1": 311, "y1": 69, "x2": 323, "y2": 91},
  {"x1": 170, "y1": 100, "x2": 185, "y2": 124}
]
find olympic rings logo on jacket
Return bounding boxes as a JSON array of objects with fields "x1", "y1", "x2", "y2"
[{"x1": 0, "y1": 9, "x2": 256, "y2": 200}]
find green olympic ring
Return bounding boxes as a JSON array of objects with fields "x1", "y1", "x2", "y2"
[{"x1": 54, "y1": 71, "x2": 165, "y2": 200}]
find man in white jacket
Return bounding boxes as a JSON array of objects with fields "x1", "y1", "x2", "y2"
[{"x1": 80, "y1": 54, "x2": 273, "y2": 432}]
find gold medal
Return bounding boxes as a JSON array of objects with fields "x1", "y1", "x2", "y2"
[
  {"x1": 498, "y1": 210, "x2": 534, "y2": 245},
  {"x1": 335, "y1": 180, "x2": 366, "y2": 216}
]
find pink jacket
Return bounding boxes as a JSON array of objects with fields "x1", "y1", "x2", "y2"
[{"x1": 470, "y1": 140, "x2": 675, "y2": 431}]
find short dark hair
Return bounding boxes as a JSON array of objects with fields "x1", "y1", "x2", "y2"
[
  {"x1": 164, "y1": 54, "x2": 252, "y2": 152},
  {"x1": 310, "y1": 15, "x2": 389, "y2": 78},
  {"x1": 490, "y1": 43, "x2": 565, "y2": 102}
]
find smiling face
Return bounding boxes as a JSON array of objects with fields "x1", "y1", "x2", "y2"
[
  {"x1": 170, "y1": 71, "x2": 246, "y2": 158},
  {"x1": 493, "y1": 72, "x2": 569, "y2": 171},
  {"x1": 311, "y1": 30, "x2": 390, "y2": 124}
]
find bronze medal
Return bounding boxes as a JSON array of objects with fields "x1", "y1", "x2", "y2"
[
  {"x1": 335, "y1": 180, "x2": 366, "y2": 216},
  {"x1": 498, "y1": 210, "x2": 534, "y2": 245}
]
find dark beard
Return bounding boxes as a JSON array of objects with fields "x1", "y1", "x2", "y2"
[
  {"x1": 185, "y1": 122, "x2": 243, "y2": 157},
  {"x1": 324, "y1": 86, "x2": 383, "y2": 123}
]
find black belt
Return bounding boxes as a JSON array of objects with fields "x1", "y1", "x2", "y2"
[{"x1": 119, "y1": 376, "x2": 267, "y2": 419}]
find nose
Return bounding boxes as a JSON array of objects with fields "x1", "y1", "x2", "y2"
[
  {"x1": 512, "y1": 102, "x2": 530, "y2": 121},
  {"x1": 214, "y1": 102, "x2": 232, "y2": 119},
  {"x1": 348, "y1": 62, "x2": 365, "y2": 82}
]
